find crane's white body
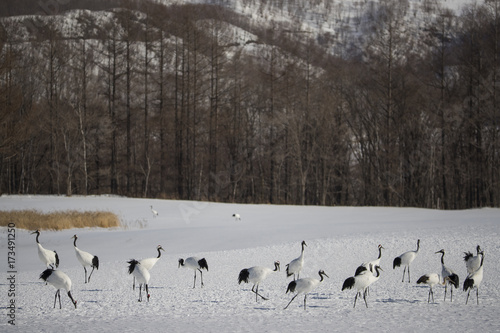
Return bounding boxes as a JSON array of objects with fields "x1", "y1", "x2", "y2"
[
  {"x1": 342, "y1": 266, "x2": 382, "y2": 308},
  {"x1": 72, "y1": 235, "x2": 99, "y2": 283},
  {"x1": 128, "y1": 260, "x2": 151, "y2": 302},
  {"x1": 286, "y1": 241, "x2": 307, "y2": 280},
  {"x1": 139, "y1": 248, "x2": 163, "y2": 271},
  {"x1": 393, "y1": 239, "x2": 420, "y2": 283},
  {"x1": 132, "y1": 245, "x2": 164, "y2": 290},
  {"x1": 32, "y1": 230, "x2": 59, "y2": 269},
  {"x1": 417, "y1": 273, "x2": 445, "y2": 303},
  {"x1": 179, "y1": 257, "x2": 209, "y2": 288},
  {"x1": 150, "y1": 205, "x2": 158, "y2": 218},
  {"x1": 464, "y1": 251, "x2": 485, "y2": 305},
  {"x1": 284, "y1": 270, "x2": 328, "y2": 310},
  {"x1": 435, "y1": 249, "x2": 459, "y2": 302},
  {"x1": 39, "y1": 269, "x2": 77, "y2": 309},
  {"x1": 238, "y1": 261, "x2": 280, "y2": 301},
  {"x1": 464, "y1": 245, "x2": 482, "y2": 275}
]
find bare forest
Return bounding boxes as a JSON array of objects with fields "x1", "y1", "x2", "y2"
[{"x1": 1, "y1": 0, "x2": 499, "y2": 209}]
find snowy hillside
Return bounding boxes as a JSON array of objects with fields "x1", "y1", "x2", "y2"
[{"x1": 1, "y1": 195, "x2": 499, "y2": 332}]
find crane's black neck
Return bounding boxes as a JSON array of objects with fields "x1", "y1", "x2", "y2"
[
  {"x1": 440, "y1": 251, "x2": 445, "y2": 264},
  {"x1": 157, "y1": 247, "x2": 162, "y2": 258},
  {"x1": 374, "y1": 266, "x2": 381, "y2": 277},
  {"x1": 273, "y1": 262, "x2": 280, "y2": 272},
  {"x1": 378, "y1": 246, "x2": 383, "y2": 259},
  {"x1": 35, "y1": 231, "x2": 40, "y2": 243},
  {"x1": 73, "y1": 236, "x2": 78, "y2": 247},
  {"x1": 416, "y1": 240, "x2": 420, "y2": 252},
  {"x1": 480, "y1": 253, "x2": 485, "y2": 267}
]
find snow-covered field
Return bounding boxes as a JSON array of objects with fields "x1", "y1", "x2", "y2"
[{"x1": 1, "y1": 195, "x2": 499, "y2": 332}]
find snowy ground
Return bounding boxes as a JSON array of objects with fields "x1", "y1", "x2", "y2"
[{"x1": 0, "y1": 195, "x2": 499, "y2": 332}]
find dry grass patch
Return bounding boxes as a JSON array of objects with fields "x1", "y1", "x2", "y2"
[{"x1": 0, "y1": 210, "x2": 121, "y2": 230}]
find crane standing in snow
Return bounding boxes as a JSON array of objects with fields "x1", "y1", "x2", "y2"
[
  {"x1": 342, "y1": 265, "x2": 383, "y2": 308},
  {"x1": 393, "y1": 239, "x2": 420, "y2": 283},
  {"x1": 72, "y1": 234, "x2": 99, "y2": 283},
  {"x1": 39, "y1": 268, "x2": 77, "y2": 309},
  {"x1": 464, "y1": 251, "x2": 485, "y2": 305},
  {"x1": 133, "y1": 245, "x2": 165, "y2": 290},
  {"x1": 238, "y1": 261, "x2": 280, "y2": 301},
  {"x1": 178, "y1": 257, "x2": 209, "y2": 288},
  {"x1": 150, "y1": 205, "x2": 158, "y2": 218},
  {"x1": 284, "y1": 269, "x2": 329, "y2": 310},
  {"x1": 354, "y1": 244, "x2": 384, "y2": 295},
  {"x1": 286, "y1": 241, "x2": 307, "y2": 281},
  {"x1": 435, "y1": 249, "x2": 459, "y2": 302},
  {"x1": 128, "y1": 259, "x2": 151, "y2": 302},
  {"x1": 32, "y1": 229, "x2": 59, "y2": 269},
  {"x1": 417, "y1": 273, "x2": 448, "y2": 303}
]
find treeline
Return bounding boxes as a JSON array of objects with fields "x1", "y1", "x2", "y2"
[{"x1": 0, "y1": 0, "x2": 499, "y2": 209}]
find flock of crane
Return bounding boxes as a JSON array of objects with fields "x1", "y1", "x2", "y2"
[{"x1": 32, "y1": 225, "x2": 486, "y2": 311}]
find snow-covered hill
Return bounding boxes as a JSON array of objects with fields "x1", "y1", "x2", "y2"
[{"x1": 1, "y1": 195, "x2": 499, "y2": 332}]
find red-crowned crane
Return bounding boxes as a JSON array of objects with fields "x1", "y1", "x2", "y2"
[
  {"x1": 464, "y1": 251, "x2": 485, "y2": 305},
  {"x1": 354, "y1": 244, "x2": 384, "y2": 295},
  {"x1": 435, "y1": 249, "x2": 459, "y2": 302},
  {"x1": 133, "y1": 245, "x2": 165, "y2": 290},
  {"x1": 238, "y1": 261, "x2": 280, "y2": 301},
  {"x1": 342, "y1": 265, "x2": 383, "y2": 308},
  {"x1": 284, "y1": 270, "x2": 329, "y2": 310},
  {"x1": 178, "y1": 257, "x2": 209, "y2": 288},
  {"x1": 39, "y1": 268, "x2": 77, "y2": 309},
  {"x1": 417, "y1": 273, "x2": 449, "y2": 303},
  {"x1": 128, "y1": 259, "x2": 150, "y2": 302},
  {"x1": 72, "y1": 234, "x2": 99, "y2": 283},
  {"x1": 150, "y1": 205, "x2": 158, "y2": 218},
  {"x1": 232, "y1": 213, "x2": 241, "y2": 221},
  {"x1": 393, "y1": 239, "x2": 420, "y2": 283},
  {"x1": 32, "y1": 230, "x2": 59, "y2": 269},
  {"x1": 464, "y1": 245, "x2": 482, "y2": 275},
  {"x1": 286, "y1": 241, "x2": 307, "y2": 281}
]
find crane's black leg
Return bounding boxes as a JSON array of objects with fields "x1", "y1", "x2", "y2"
[
  {"x1": 193, "y1": 271, "x2": 197, "y2": 289},
  {"x1": 138, "y1": 283, "x2": 142, "y2": 302},
  {"x1": 146, "y1": 284, "x2": 150, "y2": 302},
  {"x1": 84, "y1": 267, "x2": 88, "y2": 284},
  {"x1": 402, "y1": 267, "x2": 406, "y2": 283},
  {"x1": 53, "y1": 290, "x2": 58, "y2": 308},
  {"x1": 133, "y1": 276, "x2": 136, "y2": 290},
  {"x1": 199, "y1": 269, "x2": 204, "y2": 287},
  {"x1": 450, "y1": 286, "x2": 453, "y2": 302},
  {"x1": 466, "y1": 290, "x2": 470, "y2": 304},
  {"x1": 364, "y1": 290, "x2": 368, "y2": 308},
  {"x1": 476, "y1": 288, "x2": 479, "y2": 305},
  {"x1": 444, "y1": 284, "x2": 447, "y2": 302},
  {"x1": 252, "y1": 284, "x2": 268, "y2": 301},
  {"x1": 88, "y1": 266, "x2": 95, "y2": 283},
  {"x1": 353, "y1": 292, "x2": 359, "y2": 308},
  {"x1": 431, "y1": 288, "x2": 434, "y2": 303},
  {"x1": 408, "y1": 266, "x2": 411, "y2": 283},
  {"x1": 57, "y1": 290, "x2": 62, "y2": 309},
  {"x1": 284, "y1": 294, "x2": 298, "y2": 309},
  {"x1": 303, "y1": 294, "x2": 307, "y2": 310}
]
